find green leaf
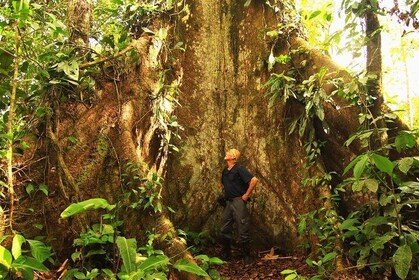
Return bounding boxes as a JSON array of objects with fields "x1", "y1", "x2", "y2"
[
  {"x1": 26, "y1": 183, "x2": 35, "y2": 195},
  {"x1": 322, "y1": 252, "x2": 337, "y2": 263},
  {"x1": 157, "y1": 28, "x2": 167, "y2": 40},
  {"x1": 371, "y1": 153, "x2": 393, "y2": 175},
  {"x1": 195, "y1": 255, "x2": 209, "y2": 262},
  {"x1": 12, "y1": 234, "x2": 26, "y2": 259},
  {"x1": 68, "y1": 136, "x2": 78, "y2": 144},
  {"x1": 138, "y1": 255, "x2": 169, "y2": 273},
  {"x1": 281, "y1": 269, "x2": 296, "y2": 275},
  {"x1": 393, "y1": 244, "x2": 412, "y2": 280},
  {"x1": 208, "y1": 268, "x2": 221, "y2": 279},
  {"x1": 398, "y1": 157, "x2": 414, "y2": 174},
  {"x1": 56, "y1": 60, "x2": 79, "y2": 81},
  {"x1": 60, "y1": 198, "x2": 115, "y2": 218},
  {"x1": 0, "y1": 245, "x2": 12, "y2": 269},
  {"x1": 298, "y1": 219, "x2": 306, "y2": 235},
  {"x1": 33, "y1": 224, "x2": 43, "y2": 230},
  {"x1": 116, "y1": 237, "x2": 137, "y2": 274},
  {"x1": 102, "y1": 268, "x2": 115, "y2": 278},
  {"x1": 365, "y1": 178, "x2": 379, "y2": 192},
  {"x1": 12, "y1": 256, "x2": 48, "y2": 272},
  {"x1": 174, "y1": 259, "x2": 209, "y2": 277},
  {"x1": 353, "y1": 155, "x2": 368, "y2": 180},
  {"x1": 19, "y1": 267, "x2": 34, "y2": 280},
  {"x1": 365, "y1": 216, "x2": 388, "y2": 226},
  {"x1": 27, "y1": 239, "x2": 51, "y2": 263},
  {"x1": 209, "y1": 257, "x2": 224, "y2": 265},
  {"x1": 309, "y1": 10, "x2": 321, "y2": 20},
  {"x1": 395, "y1": 132, "x2": 416, "y2": 152},
  {"x1": 61, "y1": 268, "x2": 80, "y2": 280},
  {"x1": 84, "y1": 249, "x2": 106, "y2": 258},
  {"x1": 124, "y1": 270, "x2": 145, "y2": 279},
  {"x1": 12, "y1": 0, "x2": 31, "y2": 21},
  {"x1": 370, "y1": 234, "x2": 395, "y2": 252},
  {"x1": 352, "y1": 180, "x2": 364, "y2": 192},
  {"x1": 74, "y1": 271, "x2": 87, "y2": 279},
  {"x1": 316, "y1": 107, "x2": 324, "y2": 121},
  {"x1": 343, "y1": 155, "x2": 363, "y2": 175},
  {"x1": 285, "y1": 274, "x2": 297, "y2": 280},
  {"x1": 39, "y1": 184, "x2": 49, "y2": 196},
  {"x1": 339, "y1": 218, "x2": 359, "y2": 230},
  {"x1": 379, "y1": 195, "x2": 392, "y2": 206},
  {"x1": 71, "y1": 252, "x2": 81, "y2": 262}
]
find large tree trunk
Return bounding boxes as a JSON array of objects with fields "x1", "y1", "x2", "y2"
[{"x1": 165, "y1": 0, "x2": 314, "y2": 250}]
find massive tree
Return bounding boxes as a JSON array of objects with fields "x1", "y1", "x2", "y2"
[{"x1": 1, "y1": 0, "x2": 417, "y2": 278}]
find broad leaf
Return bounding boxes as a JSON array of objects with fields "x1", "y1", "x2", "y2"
[
  {"x1": 194, "y1": 255, "x2": 209, "y2": 262},
  {"x1": 39, "y1": 184, "x2": 49, "y2": 196},
  {"x1": 60, "y1": 198, "x2": 115, "y2": 218},
  {"x1": 27, "y1": 239, "x2": 51, "y2": 262},
  {"x1": 19, "y1": 267, "x2": 34, "y2": 280},
  {"x1": 365, "y1": 178, "x2": 379, "y2": 192},
  {"x1": 26, "y1": 183, "x2": 35, "y2": 195},
  {"x1": 138, "y1": 255, "x2": 169, "y2": 273},
  {"x1": 393, "y1": 244, "x2": 412, "y2": 280},
  {"x1": 365, "y1": 216, "x2": 388, "y2": 226},
  {"x1": 12, "y1": 234, "x2": 26, "y2": 259},
  {"x1": 12, "y1": 256, "x2": 48, "y2": 272},
  {"x1": 173, "y1": 259, "x2": 208, "y2": 277},
  {"x1": 352, "y1": 180, "x2": 364, "y2": 192},
  {"x1": 353, "y1": 155, "x2": 368, "y2": 180},
  {"x1": 209, "y1": 257, "x2": 224, "y2": 265},
  {"x1": 0, "y1": 245, "x2": 12, "y2": 269},
  {"x1": 309, "y1": 10, "x2": 321, "y2": 20},
  {"x1": 395, "y1": 132, "x2": 416, "y2": 152},
  {"x1": 208, "y1": 268, "x2": 221, "y2": 279},
  {"x1": 120, "y1": 269, "x2": 144, "y2": 280},
  {"x1": 398, "y1": 157, "x2": 414, "y2": 174},
  {"x1": 343, "y1": 155, "x2": 363, "y2": 175},
  {"x1": 116, "y1": 237, "x2": 137, "y2": 274},
  {"x1": 370, "y1": 234, "x2": 395, "y2": 253},
  {"x1": 281, "y1": 269, "x2": 297, "y2": 275},
  {"x1": 371, "y1": 153, "x2": 393, "y2": 175},
  {"x1": 322, "y1": 252, "x2": 337, "y2": 263},
  {"x1": 339, "y1": 218, "x2": 359, "y2": 230}
]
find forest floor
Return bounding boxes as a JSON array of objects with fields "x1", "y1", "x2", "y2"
[{"x1": 204, "y1": 245, "x2": 366, "y2": 280}]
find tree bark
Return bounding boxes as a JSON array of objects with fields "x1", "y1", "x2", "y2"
[{"x1": 67, "y1": 0, "x2": 92, "y2": 56}]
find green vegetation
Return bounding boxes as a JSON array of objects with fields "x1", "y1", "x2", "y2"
[
  {"x1": 0, "y1": 234, "x2": 51, "y2": 279},
  {"x1": 59, "y1": 196, "x2": 223, "y2": 279},
  {"x1": 265, "y1": 1, "x2": 419, "y2": 278}
]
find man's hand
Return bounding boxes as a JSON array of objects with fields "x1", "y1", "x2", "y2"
[{"x1": 242, "y1": 177, "x2": 258, "y2": 201}]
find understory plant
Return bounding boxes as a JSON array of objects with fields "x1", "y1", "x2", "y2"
[
  {"x1": 0, "y1": 234, "x2": 52, "y2": 279},
  {"x1": 59, "y1": 196, "x2": 223, "y2": 279},
  {"x1": 336, "y1": 128, "x2": 419, "y2": 279}
]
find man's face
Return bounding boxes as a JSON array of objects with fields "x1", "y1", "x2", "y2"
[{"x1": 224, "y1": 152, "x2": 236, "y2": 163}]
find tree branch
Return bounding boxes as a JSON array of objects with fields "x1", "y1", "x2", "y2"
[{"x1": 79, "y1": 37, "x2": 150, "y2": 69}]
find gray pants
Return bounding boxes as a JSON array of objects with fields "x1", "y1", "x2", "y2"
[{"x1": 220, "y1": 197, "x2": 250, "y2": 244}]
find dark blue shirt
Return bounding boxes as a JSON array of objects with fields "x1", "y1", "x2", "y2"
[{"x1": 221, "y1": 165, "x2": 253, "y2": 199}]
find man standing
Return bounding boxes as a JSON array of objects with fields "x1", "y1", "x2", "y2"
[{"x1": 219, "y1": 148, "x2": 258, "y2": 263}]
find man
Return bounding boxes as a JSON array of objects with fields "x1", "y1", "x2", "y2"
[{"x1": 219, "y1": 148, "x2": 258, "y2": 263}]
